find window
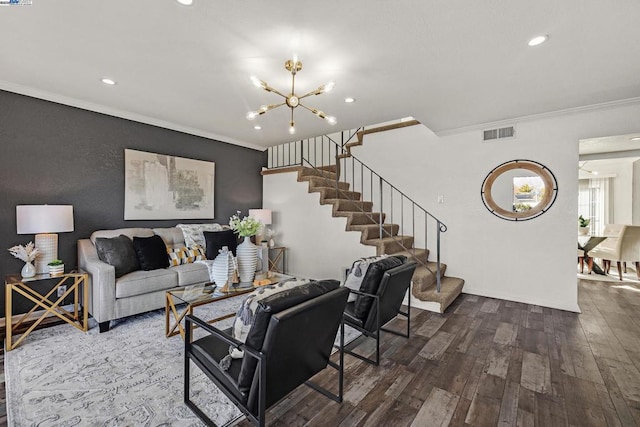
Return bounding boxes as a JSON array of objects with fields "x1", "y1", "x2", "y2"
[{"x1": 578, "y1": 178, "x2": 612, "y2": 235}]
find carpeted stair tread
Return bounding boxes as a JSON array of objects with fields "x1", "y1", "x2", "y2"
[
  {"x1": 311, "y1": 187, "x2": 362, "y2": 201},
  {"x1": 322, "y1": 199, "x2": 373, "y2": 212},
  {"x1": 411, "y1": 262, "x2": 447, "y2": 290},
  {"x1": 348, "y1": 223, "x2": 400, "y2": 241},
  {"x1": 411, "y1": 276, "x2": 465, "y2": 314},
  {"x1": 339, "y1": 211, "x2": 385, "y2": 225},
  {"x1": 390, "y1": 248, "x2": 430, "y2": 264},
  {"x1": 303, "y1": 176, "x2": 351, "y2": 191},
  {"x1": 299, "y1": 166, "x2": 338, "y2": 180},
  {"x1": 364, "y1": 236, "x2": 414, "y2": 254}
]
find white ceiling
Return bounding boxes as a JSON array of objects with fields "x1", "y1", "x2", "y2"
[
  {"x1": 1, "y1": 1, "x2": 640, "y2": 150},
  {"x1": 580, "y1": 133, "x2": 640, "y2": 155}
]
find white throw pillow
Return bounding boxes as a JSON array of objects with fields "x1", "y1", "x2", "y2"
[
  {"x1": 176, "y1": 223, "x2": 224, "y2": 249},
  {"x1": 229, "y1": 278, "x2": 310, "y2": 359},
  {"x1": 343, "y1": 255, "x2": 388, "y2": 302}
]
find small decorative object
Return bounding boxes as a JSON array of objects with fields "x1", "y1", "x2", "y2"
[
  {"x1": 578, "y1": 215, "x2": 590, "y2": 235},
  {"x1": 229, "y1": 211, "x2": 262, "y2": 283},
  {"x1": 8, "y1": 242, "x2": 39, "y2": 278},
  {"x1": 265, "y1": 228, "x2": 276, "y2": 248},
  {"x1": 211, "y1": 246, "x2": 235, "y2": 287},
  {"x1": 48, "y1": 259, "x2": 64, "y2": 276}
]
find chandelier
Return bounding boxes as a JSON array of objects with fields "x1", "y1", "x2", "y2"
[{"x1": 246, "y1": 57, "x2": 336, "y2": 135}]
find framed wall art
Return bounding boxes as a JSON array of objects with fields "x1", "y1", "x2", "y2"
[{"x1": 124, "y1": 149, "x2": 215, "y2": 220}]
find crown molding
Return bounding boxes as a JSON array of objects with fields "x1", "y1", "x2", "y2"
[
  {"x1": 0, "y1": 80, "x2": 265, "y2": 152},
  {"x1": 434, "y1": 97, "x2": 640, "y2": 137}
]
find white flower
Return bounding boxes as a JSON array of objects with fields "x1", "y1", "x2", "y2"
[{"x1": 8, "y1": 242, "x2": 39, "y2": 263}]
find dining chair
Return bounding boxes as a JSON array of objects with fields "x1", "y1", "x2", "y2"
[{"x1": 589, "y1": 225, "x2": 640, "y2": 280}]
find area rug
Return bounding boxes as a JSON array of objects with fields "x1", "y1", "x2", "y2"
[
  {"x1": 577, "y1": 264, "x2": 640, "y2": 284},
  {"x1": 5, "y1": 297, "x2": 360, "y2": 426}
]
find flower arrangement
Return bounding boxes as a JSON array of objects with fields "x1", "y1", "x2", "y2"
[
  {"x1": 8, "y1": 242, "x2": 39, "y2": 263},
  {"x1": 229, "y1": 211, "x2": 262, "y2": 237},
  {"x1": 578, "y1": 215, "x2": 590, "y2": 228}
]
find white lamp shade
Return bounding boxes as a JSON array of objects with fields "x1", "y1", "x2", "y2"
[
  {"x1": 249, "y1": 209, "x2": 272, "y2": 225},
  {"x1": 16, "y1": 205, "x2": 74, "y2": 234}
]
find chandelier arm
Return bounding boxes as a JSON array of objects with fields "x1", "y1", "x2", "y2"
[
  {"x1": 299, "y1": 102, "x2": 328, "y2": 119},
  {"x1": 298, "y1": 87, "x2": 323, "y2": 100},
  {"x1": 261, "y1": 84, "x2": 287, "y2": 99},
  {"x1": 261, "y1": 102, "x2": 287, "y2": 113}
]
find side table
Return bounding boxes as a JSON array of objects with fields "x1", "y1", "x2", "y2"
[
  {"x1": 268, "y1": 246, "x2": 286, "y2": 274},
  {"x1": 5, "y1": 272, "x2": 89, "y2": 351}
]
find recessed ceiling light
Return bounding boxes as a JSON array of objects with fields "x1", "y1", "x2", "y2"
[
  {"x1": 528, "y1": 35, "x2": 548, "y2": 47},
  {"x1": 101, "y1": 78, "x2": 116, "y2": 85},
  {"x1": 176, "y1": 0, "x2": 193, "y2": 5},
  {"x1": 254, "y1": 125, "x2": 261, "y2": 130},
  {"x1": 631, "y1": 137, "x2": 640, "y2": 141},
  {"x1": 344, "y1": 97, "x2": 355, "y2": 103}
]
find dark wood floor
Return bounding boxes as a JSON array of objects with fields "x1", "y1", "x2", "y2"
[{"x1": 3, "y1": 279, "x2": 640, "y2": 426}]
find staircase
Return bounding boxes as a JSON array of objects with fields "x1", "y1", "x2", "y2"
[{"x1": 264, "y1": 125, "x2": 465, "y2": 313}]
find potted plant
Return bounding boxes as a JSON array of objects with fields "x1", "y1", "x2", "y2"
[
  {"x1": 578, "y1": 215, "x2": 590, "y2": 235},
  {"x1": 48, "y1": 259, "x2": 64, "y2": 276}
]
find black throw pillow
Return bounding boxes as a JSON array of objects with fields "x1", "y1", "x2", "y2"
[
  {"x1": 95, "y1": 235, "x2": 140, "y2": 278},
  {"x1": 353, "y1": 256, "x2": 405, "y2": 319},
  {"x1": 133, "y1": 235, "x2": 170, "y2": 270},
  {"x1": 204, "y1": 229, "x2": 238, "y2": 259}
]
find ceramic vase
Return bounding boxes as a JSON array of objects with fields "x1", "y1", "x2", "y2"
[
  {"x1": 212, "y1": 246, "x2": 235, "y2": 286},
  {"x1": 236, "y1": 236, "x2": 258, "y2": 283},
  {"x1": 21, "y1": 261, "x2": 36, "y2": 278},
  {"x1": 48, "y1": 264, "x2": 64, "y2": 276}
]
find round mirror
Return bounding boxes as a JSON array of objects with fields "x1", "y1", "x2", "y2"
[{"x1": 481, "y1": 159, "x2": 558, "y2": 221}]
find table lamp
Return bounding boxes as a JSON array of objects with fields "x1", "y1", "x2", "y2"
[
  {"x1": 248, "y1": 209, "x2": 272, "y2": 244},
  {"x1": 16, "y1": 205, "x2": 74, "y2": 274}
]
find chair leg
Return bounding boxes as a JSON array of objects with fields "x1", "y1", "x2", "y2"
[
  {"x1": 624, "y1": 261, "x2": 627, "y2": 273},
  {"x1": 635, "y1": 262, "x2": 640, "y2": 280},
  {"x1": 579, "y1": 257, "x2": 584, "y2": 273},
  {"x1": 588, "y1": 257, "x2": 593, "y2": 274},
  {"x1": 617, "y1": 261, "x2": 623, "y2": 281}
]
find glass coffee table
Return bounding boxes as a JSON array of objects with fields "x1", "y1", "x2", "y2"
[{"x1": 165, "y1": 273, "x2": 292, "y2": 339}]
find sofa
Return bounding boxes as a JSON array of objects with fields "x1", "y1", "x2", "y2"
[{"x1": 78, "y1": 226, "x2": 218, "y2": 332}]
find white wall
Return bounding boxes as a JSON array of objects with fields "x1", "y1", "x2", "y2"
[
  {"x1": 344, "y1": 103, "x2": 640, "y2": 312},
  {"x1": 262, "y1": 102, "x2": 640, "y2": 312},
  {"x1": 263, "y1": 172, "x2": 376, "y2": 280}
]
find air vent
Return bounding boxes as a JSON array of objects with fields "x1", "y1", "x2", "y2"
[{"x1": 483, "y1": 126, "x2": 515, "y2": 141}]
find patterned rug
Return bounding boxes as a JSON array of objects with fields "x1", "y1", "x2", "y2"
[{"x1": 5, "y1": 298, "x2": 359, "y2": 426}]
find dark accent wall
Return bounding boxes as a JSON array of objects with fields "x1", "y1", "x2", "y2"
[{"x1": 0, "y1": 90, "x2": 265, "y2": 316}]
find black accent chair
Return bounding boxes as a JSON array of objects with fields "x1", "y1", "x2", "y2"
[
  {"x1": 343, "y1": 260, "x2": 417, "y2": 366},
  {"x1": 184, "y1": 280, "x2": 349, "y2": 427}
]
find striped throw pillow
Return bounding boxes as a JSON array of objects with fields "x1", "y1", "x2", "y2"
[{"x1": 167, "y1": 245, "x2": 206, "y2": 266}]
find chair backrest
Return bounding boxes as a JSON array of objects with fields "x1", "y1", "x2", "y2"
[
  {"x1": 363, "y1": 262, "x2": 417, "y2": 332},
  {"x1": 595, "y1": 224, "x2": 626, "y2": 257},
  {"x1": 620, "y1": 225, "x2": 640, "y2": 262},
  {"x1": 237, "y1": 280, "x2": 348, "y2": 413}
]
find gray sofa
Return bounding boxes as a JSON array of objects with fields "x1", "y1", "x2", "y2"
[{"x1": 77, "y1": 227, "x2": 210, "y2": 332}]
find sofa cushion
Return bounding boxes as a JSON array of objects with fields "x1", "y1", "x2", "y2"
[
  {"x1": 115, "y1": 268, "x2": 178, "y2": 298},
  {"x1": 353, "y1": 256, "x2": 405, "y2": 319},
  {"x1": 172, "y1": 262, "x2": 210, "y2": 286},
  {"x1": 204, "y1": 229, "x2": 238, "y2": 259},
  {"x1": 168, "y1": 245, "x2": 206, "y2": 266},
  {"x1": 153, "y1": 227, "x2": 186, "y2": 250},
  {"x1": 91, "y1": 228, "x2": 154, "y2": 245},
  {"x1": 133, "y1": 235, "x2": 170, "y2": 270},
  {"x1": 94, "y1": 235, "x2": 140, "y2": 278}
]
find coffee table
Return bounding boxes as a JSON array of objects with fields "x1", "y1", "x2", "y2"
[{"x1": 165, "y1": 273, "x2": 293, "y2": 339}]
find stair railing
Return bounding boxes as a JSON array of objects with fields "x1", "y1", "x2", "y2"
[{"x1": 266, "y1": 129, "x2": 447, "y2": 293}]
